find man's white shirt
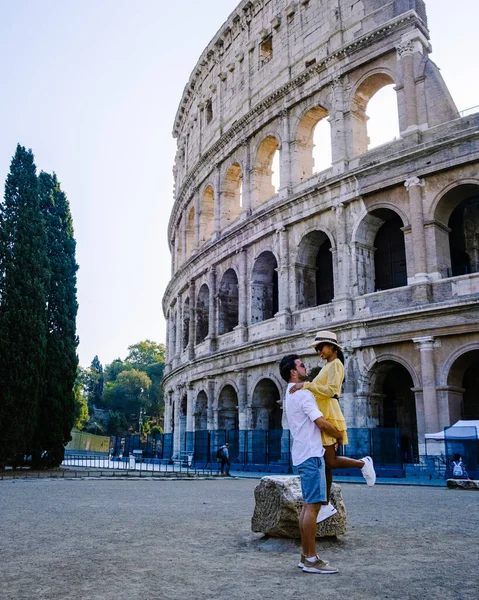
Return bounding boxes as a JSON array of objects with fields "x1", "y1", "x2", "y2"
[{"x1": 284, "y1": 383, "x2": 325, "y2": 466}]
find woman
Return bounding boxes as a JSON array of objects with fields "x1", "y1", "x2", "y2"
[{"x1": 290, "y1": 330, "x2": 376, "y2": 522}]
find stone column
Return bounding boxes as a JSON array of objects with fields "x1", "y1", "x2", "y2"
[
  {"x1": 237, "y1": 248, "x2": 249, "y2": 342},
  {"x1": 413, "y1": 336, "x2": 439, "y2": 436},
  {"x1": 329, "y1": 76, "x2": 348, "y2": 174},
  {"x1": 186, "y1": 383, "x2": 195, "y2": 453},
  {"x1": 412, "y1": 388, "x2": 426, "y2": 455},
  {"x1": 188, "y1": 280, "x2": 196, "y2": 360},
  {"x1": 332, "y1": 200, "x2": 350, "y2": 298},
  {"x1": 237, "y1": 369, "x2": 248, "y2": 431},
  {"x1": 279, "y1": 109, "x2": 292, "y2": 199},
  {"x1": 173, "y1": 387, "x2": 181, "y2": 458},
  {"x1": 194, "y1": 190, "x2": 200, "y2": 251},
  {"x1": 207, "y1": 266, "x2": 217, "y2": 351},
  {"x1": 207, "y1": 378, "x2": 215, "y2": 430},
  {"x1": 175, "y1": 296, "x2": 182, "y2": 358},
  {"x1": 163, "y1": 391, "x2": 172, "y2": 434},
  {"x1": 214, "y1": 164, "x2": 221, "y2": 236},
  {"x1": 276, "y1": 227, "x2": 292, "y2": 330},
  {"x1": 241, "y1": 140, "x2": 252, "y2": 214},
  {"x1": 396, "y1": 32, "x2": 429, "y2": 136},
  {"x1": 404, "y1": 177, "x2": 428, "y2": 282}
]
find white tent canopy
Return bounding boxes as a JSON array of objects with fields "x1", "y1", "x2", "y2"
[{"x1": 425, "y1": 420, "x2": 479, "y2": 440}]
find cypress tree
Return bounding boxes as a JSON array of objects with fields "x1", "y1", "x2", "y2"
[
  {"x1": 0, "y1": 145, "x2": 49, "y2": 468},
  {"x1": 31, "y1": 172, "x2": 79, "y2": 468}
]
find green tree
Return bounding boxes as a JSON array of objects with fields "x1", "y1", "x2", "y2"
[
  {"x1": 84, "y1": 355, "x2": 104, "y2": 408},
  {"x1": 31, "y1": 172, "x2": 79, "y2": 467},
  {"x1": 0, "y1": 145, "x2": 49, "y2": 467},
  {"x1": 125, "y1": 340, "x2": 166, "y2": 370},
  {"x1": 73, "y1": 368, "x2": 89, "y2": 430},
  {"x1": 107, "y1": 411, "x2": 128, "y2": 436},
  {"x1": 125, "y1": 340, "x2": 165, "y2": 420},
  {"x1": 104, "y1": 358, "x2": 131, "y2": 383},
  {"x1": 102, "y1": 369, "x2": 151, "y2": 417}
]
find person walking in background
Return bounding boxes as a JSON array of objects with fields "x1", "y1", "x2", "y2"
[
  {"x1": 218, "y1": 442, "x2": 231, "y2": 476},
  {"x1": 280, "y1": 353, "x2": 345, "y2": 574},
  {"x1": 451, "y1": 454, "x2": 470, "y2": 479},
  {"x1": 289, "y1": 331, "x2": 376, "y2": 523}
]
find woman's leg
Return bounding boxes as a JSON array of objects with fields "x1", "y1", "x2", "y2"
[{"x1": 323, "y1": 443, "x2": 365, "y2": 471}]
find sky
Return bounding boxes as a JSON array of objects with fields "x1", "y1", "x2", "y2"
[{"x1": 0, "y1": 0, "x2": 478, "y2": 368}]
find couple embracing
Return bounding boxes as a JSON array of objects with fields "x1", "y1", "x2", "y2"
[{"x1": 280, "y1": 330, "x2": 376, "y2": 575}]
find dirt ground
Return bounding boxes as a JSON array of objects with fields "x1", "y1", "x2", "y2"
[{"x1": 0, "y1": 476, "x2": 477, "y2": 600}]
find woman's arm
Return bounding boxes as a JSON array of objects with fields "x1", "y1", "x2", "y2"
[{"x1": 303, "y1": 360, "x2": 344, "y2": 397}]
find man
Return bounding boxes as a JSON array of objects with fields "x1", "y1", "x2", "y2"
[
  {"x1": 280, "y1": 354, "x2": 344, "y2": 574},
  {"x1": 218, "y1": 442, "x2": 231, "y2": 476}
]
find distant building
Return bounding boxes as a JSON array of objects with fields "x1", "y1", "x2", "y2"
[{"x1": 162, "y1": 0, "x2": 479, "y2": 463}]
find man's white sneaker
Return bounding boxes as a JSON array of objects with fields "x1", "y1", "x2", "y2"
[
  {"x1": 302, "y1": 555, "x2": 339, "y2": 574},
  {"x1": 316, "y1": 502, "x2": 337, "y2": 523},
  {"x1": 361, "y1": 456, "x2": 376, "y2": 486}
]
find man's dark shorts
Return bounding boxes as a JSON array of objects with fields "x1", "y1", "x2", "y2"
[{"x1": 297, "y1": 456, "x2": 327, "y2": 503}]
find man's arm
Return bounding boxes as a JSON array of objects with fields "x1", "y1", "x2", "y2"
[{"x1": 313, "y1": 416, "x2": 344, "y2": 444}]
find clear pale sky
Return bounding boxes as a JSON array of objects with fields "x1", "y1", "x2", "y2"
[{"x1": 0, "y1": 0, "x2": 478, "y2": 368}]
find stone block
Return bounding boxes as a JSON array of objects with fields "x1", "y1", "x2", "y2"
[
  {"x1": 251, "y1": 475, "x2": 346, "y2": 538},
  {"x1": 447, "y1": 478, "x2": 479, "y2": 490}
]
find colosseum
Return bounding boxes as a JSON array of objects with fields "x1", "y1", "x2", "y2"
[{"x1": 162, "y1": 0, "x2": 479, "y2": 472}]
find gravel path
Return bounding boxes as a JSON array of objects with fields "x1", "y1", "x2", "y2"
[{"x1": 0, "y1": 477, "x2": 477, "y2": 600}]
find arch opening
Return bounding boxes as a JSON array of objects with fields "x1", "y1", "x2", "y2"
[
  {"x1": 251, "y1": 379, "x2": 282, "y2": 430},
  {"x1": 293, "y1": 106, "x2": 330, "y2": 182},
  {"x1": 195, "y1": 391, "x2": 208, "y2": 431},
  {"x1": 296, "y1": 230, "x2": 334, "y2": 309},
  {"x1": 447, "y1": 350, "x2": 479, "y2": 420},
  {"x1": 200, "y1": 186, "x2": 214, "y2": 244},
  {"x1": 218, "y1": 385, "x2": 238, "y2": 430},
  {"x1": 222, "y1": 163, "x2": 243, "y2": 229},
  {"x1": 366, "y1": 84, "x2": 400, "y2": 150},
  {"x1": 368, "y1": 360, "x2": 418, "y2": 463},
  {"x1": 351, "y1": 73, "x2": 397, "y2": 156},
  {"x1": 252, "y1": 136, "x2": 280, "y2": 208},
  {"x1": 196, "y1": 284, "x2": 209, "y2": 344},
  {"x1": 251, "y1": 251, "x2": 279, "y2": 323},
  {"x1": 218, "y1": 269, "x2": 239, "y2": 335}
]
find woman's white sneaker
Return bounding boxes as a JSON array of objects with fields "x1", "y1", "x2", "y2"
[
  {"x1": 361, "y1": 456, "x2": 376, "y2": 486},
  {"x1": 316, "y1": 502, "x2": 337, "y2": 523}
]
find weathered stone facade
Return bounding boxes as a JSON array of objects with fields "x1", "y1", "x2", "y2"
[{"x1": 162, "y1": 0, "x2": 479, "y2": 460}]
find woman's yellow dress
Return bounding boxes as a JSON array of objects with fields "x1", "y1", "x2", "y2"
[{"x1": 302, "y1": 358, "x2": 348, "y2": 446}]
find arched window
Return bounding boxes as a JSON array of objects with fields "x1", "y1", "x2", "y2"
[
  {"x1": 195, "y1": 391, "x2": 208, "y2": 432},
  {"x1": 218, "y1": 269, "x2": 239, "y2": 335},
  {"x1": 366, "y1": 84, "x2": 400, "y2": 149},
  {"x1": 448, "y1": 350, "x2": 479, "y2": 420},
  {"x1": 251, "y1": 251, "x2": 278, "y2": 323},
  {"x1": 294, "y1": 106, "x2": 330, "y2": 182},
  {"x1": 200, "y1": 186, "x2": 214, "y2": 244},
  {"x1": 252, "y1": 136, "x2": 280, "y2": 208},
  {"x1": 251, "y1": 379, "x2": 282, "y2": 430},
  {"x1": 354, "y1": 208, "x2": 407, "y2": 295},
  {"x1": 351, "y1": 74, "x2": 398, "y2": 156},
  {"x1": 374, "y1": 212, "x2": 407, "y2": 291},
  {"x1": 218, "y1": 385, "x2": 238, "y2": 430},
  {"x1": 222, "y1": 163, "x2": 243, "y2": 229},
  {"x1": 448, "y1": 193, "x2": 479, "y2": 276},
  {"x1": 196, "y1": 284, "x2": 209, "y2": 344},
  {"x1": 296, "y1": 231, "x2": 334, "y2": 309},
  {"x1": 368, "y1": 361, "x2": 418, "y2": 463}
]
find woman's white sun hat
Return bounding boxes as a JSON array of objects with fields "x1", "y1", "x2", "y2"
[{"x1": 310, "y1": 330, "x2": 342, "y2": 350}]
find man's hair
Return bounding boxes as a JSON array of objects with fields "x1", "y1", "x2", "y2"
[{"x1": 279, "y1": 354, "x2": 299, "y2": 382}]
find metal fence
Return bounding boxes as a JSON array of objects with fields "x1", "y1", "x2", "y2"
[{"x1": 105, "y1": 427, "x2": 404, "y2": 473}]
